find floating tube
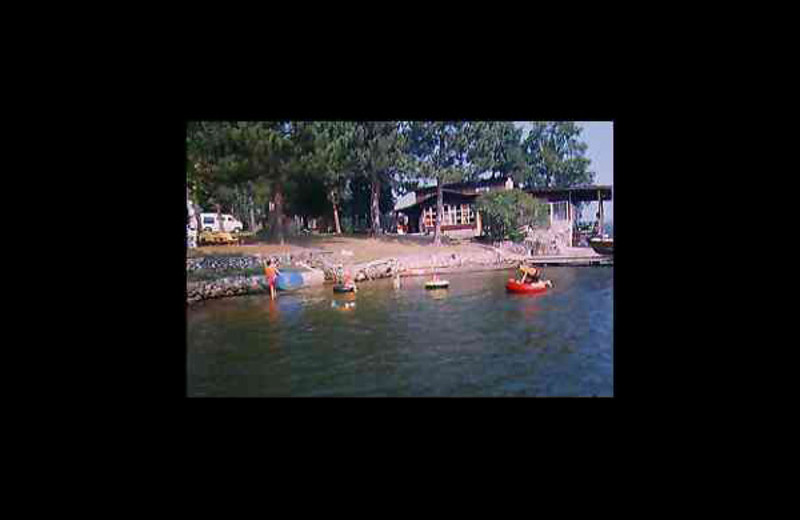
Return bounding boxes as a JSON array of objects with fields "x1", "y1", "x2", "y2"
[
  {"x1": 333, "y1": 284, "x2": 356, "y2": 293},
  {"x1": 506, "y1": 279, "x2": 551, "y2": 294},
  {"x1": 331, "y1": 300, "x2": 356, "y2": 310},
  {"x1": 425, "y1": 280, "x2": 450, "y2": 289}
]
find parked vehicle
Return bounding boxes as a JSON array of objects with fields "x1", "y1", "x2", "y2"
[
  {"x1": 200, "y1": 213, "x2": 243, "y2": 233},
  {"x1": 199, "y1": 231, "x2": 238, "y2": 245}
]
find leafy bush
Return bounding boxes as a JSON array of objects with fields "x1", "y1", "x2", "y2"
[{"x1": 476, "y1": 191, "x2": 549, "y2": 242}]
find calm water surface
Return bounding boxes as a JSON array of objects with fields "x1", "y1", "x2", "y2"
[{"x1": 187, "y1": 267, "x2": 613, "y2": 397}]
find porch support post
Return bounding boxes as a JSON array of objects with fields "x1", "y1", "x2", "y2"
[
  {"x1": 598, "y1": 189, "x2": 604, "y2": 237},
  {"x1": 568, "y1": 191, "x2": 573, "y2": 246}
]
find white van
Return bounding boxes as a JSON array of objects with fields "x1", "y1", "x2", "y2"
[{"x1": 200, "y1": 213, "x2": 244, "y2": 233}]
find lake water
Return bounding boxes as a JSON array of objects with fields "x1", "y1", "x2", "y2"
[{"x1": 187, "y1": 266, "x2": 613, "y2": 397}]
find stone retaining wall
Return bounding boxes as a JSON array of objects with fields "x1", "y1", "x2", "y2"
[
  {"x1": 522, "y1": 224, "x2": 571, "y2": 256},
  {"x1": 186, "y1": 248, "x2": 528, "y2": 305},
  {"x1": 187, "y1": 266, "x2": 325, "y2": 305},
  {"x1": 320, "y1": 248, "x2": 526, "y2": 284},
  {"x1": 187, "y1": 254, "x2": 295, "y2": 273},
  {"x1": 188, "y1": 274, "x2": 271, "y2": 304}
]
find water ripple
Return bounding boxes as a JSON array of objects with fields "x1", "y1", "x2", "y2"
[{"x1": 188, "y1": 267, "x2": 613, "y2": 396}]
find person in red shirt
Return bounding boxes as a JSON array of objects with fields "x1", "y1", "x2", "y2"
[
  {"x1": 262, "y1": 258, "x2": 281, "y2": 300},
  {"x1": 342, "y1": 269, "x2": 358, "y2": 292}
]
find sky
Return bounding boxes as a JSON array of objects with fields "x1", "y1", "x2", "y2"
[{"x1": 515, "y1": 121, "x2": 613, "y2": 222}]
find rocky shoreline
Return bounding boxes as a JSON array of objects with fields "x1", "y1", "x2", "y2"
[
  {"x1": 186, "y1": 245, "x2": 529, "y2": 306},
  {"x1": 187, "y1": 254, "x2": 286, "y2": 273},
  {"x1": 186, "y1": 241, "x2": 603, "y2": 305},
  {"x1": 187, "y1": 266, "x2": 325, "y2": 305}
]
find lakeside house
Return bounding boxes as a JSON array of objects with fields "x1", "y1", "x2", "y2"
[
  {"x1": 187, "y1": 177, "x2": 612, "y2": 247},
  {"x1": 394, "y1": 177, "x2": 514, "y2": 238},
  {"x1": 394, "y1": 179, "x2": 612, "y2": 248}
]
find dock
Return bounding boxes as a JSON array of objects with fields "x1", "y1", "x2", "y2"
[
  {"x1": 526, "y1": 255, "x2": 612, "y2": 266},
  {"x1": 524, "y1": 247, "x2": 613, "y2": 267}
]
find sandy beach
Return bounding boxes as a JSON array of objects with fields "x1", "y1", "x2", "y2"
[{"x1": 188, "y1": 234, "x2": 491, "y2": 266}]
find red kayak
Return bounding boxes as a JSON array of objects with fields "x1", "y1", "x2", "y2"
[{"x1": 506, "y1": 279, "x2": 550, "y2": 294}]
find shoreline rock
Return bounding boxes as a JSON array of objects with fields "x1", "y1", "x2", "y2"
[
  {"x1": 186, "y1": 243, "x2": 535, "y2": 305},
  {"x1": 187, "y1": 268, "x2": 325, "y2": 306}
]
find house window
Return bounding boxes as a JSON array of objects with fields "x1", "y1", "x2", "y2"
[
  {"x1": 552, "y1": 201, "x2": 569, "y2": 221},
  {"x1": 425, "y1": 204, "x2": 477, "y2": 227},
  {"x1": 461, "y1": 204, "x2": 475, "y2": 225},
  {"x1": 443, "y1": 205, "x2": 454, "y2": 225},
  {"x1": 424, "y1": 207, "x2": 435, "y2": 228}
]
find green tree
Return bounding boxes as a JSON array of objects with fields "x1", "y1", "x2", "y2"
[
  {"x1": 250, "y1": 121, "x2": 300, "y2": 244},
  {"x1": 187, "y1": 121, "x2": 249, "y2": 233},
  {"x1": 351, "y1": 122, "x2": 404, "y2": 236},
  {"x1": 476, "y1": 190, "x2": 549, "y2": 242},
  {"x1": 467, "y1": 121, "x2": 527, "y2": 184},
  {"x1": 187, "y1": 121, "x2": 314, "y2": 244},
  {"x1": 521, "y1": 122, "x2": 595, "y2": 188},
  {"x1": 239, "y1": 121, "x2": 314, "y2": 242},
  {"x1": 404, "y1": 121, "x2": 474, "y2": 245},
  {"x1": 306, "y1": 121, "x2": 359, "y2": 234},
  {"x1": 340, "y1": 173, "x2": 394, "y2": 232},
  {"x1": 187, "y1": 122, "x2": 212, "y2": 231}
]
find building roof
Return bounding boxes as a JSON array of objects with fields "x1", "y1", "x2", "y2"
[
  {"x1": 414, "y1": 177, "x2": 510, "y2": 196},
  {"x1": 395, "y1": 181, "x2": 612, "y2": 212},
  {"x1": 394, "y1": 191, "x2": 417, "y2": 211},
  {"x1": 525, "y1": 184, "x2": 612, "y2": 202}
]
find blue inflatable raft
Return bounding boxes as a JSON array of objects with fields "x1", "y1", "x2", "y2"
[{"x1": 276, "y1": 271, "x2": 304, "y2": 291}]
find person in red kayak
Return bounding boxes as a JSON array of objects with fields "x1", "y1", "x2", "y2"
[
  {"x1": 262, "y1": 257, "x2": 281, "y2": 300},
  {"x1": 518, "y1": 264, "x2": 542, "y2": 284},
  {"x1": 516, "y1": 263, "x2": 553, "y2": 288}
]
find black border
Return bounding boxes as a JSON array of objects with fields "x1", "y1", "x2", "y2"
[{"x1": 141, "y1": 88, "x2": 651, "y2": 407}]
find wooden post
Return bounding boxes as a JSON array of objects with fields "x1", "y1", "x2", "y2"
[
  {"x1": 568, "y1": 191, "x2": 573, "y2": 247},
  {"x1": 598, "y1": 189, "x2": 604, "y2": 237}
]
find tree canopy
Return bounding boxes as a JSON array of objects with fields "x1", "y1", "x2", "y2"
[
  {"x1": 186, "y1": 121, "x2": 596, "y2": 242},
  {"x1": 520, "y1": 122, "x2": 595, "y2": 188}
]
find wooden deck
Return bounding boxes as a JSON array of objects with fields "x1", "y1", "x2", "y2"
[
  {"x1": 527, "y1": 255, "x2": 612, "y2": 266},
  {"x1": 525, "y1": 247, "x2": 613, "y2": 266}
]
